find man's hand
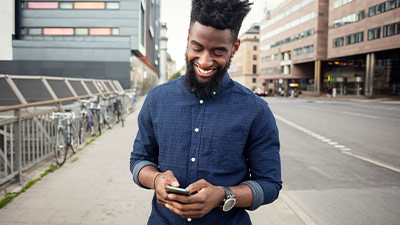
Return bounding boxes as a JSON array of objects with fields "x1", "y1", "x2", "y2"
[
  {"x1": 154, "y1": 170, "x2": 180, "y2": 207},
  {"x1": 165, "y1": 179, "x2": 225, "y2": 219}
]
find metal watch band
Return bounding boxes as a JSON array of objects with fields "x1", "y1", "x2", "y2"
[{"x1": 223, "y1": 186, "x2": 235, "y2": 199}]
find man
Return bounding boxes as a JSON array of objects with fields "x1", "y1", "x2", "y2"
[{"x1": 130, "y1": 0, "x2": 282, "y2": 224}]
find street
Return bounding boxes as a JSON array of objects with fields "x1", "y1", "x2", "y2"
[{"x1": 266, "y1": 97, "x2": 400, "y2": 225}]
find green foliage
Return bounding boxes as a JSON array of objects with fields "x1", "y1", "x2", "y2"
[
  {"x1": 0, "y1": 163, "x2": 60, "y2": 209},
  {"x1": 71, "y1": 157, "x2": 79, "y2": 163},
  {"x1": 168, "y1": 72, "x2": 182, "y2": 81}
]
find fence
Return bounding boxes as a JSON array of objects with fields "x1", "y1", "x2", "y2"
[{"x1": 0, "y1": 93, "x2": 134, "y2": 186}]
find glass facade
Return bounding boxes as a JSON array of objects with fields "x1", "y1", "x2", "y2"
[{"x1": 23, "y1": 1, "x2": 119, "y2": 10}]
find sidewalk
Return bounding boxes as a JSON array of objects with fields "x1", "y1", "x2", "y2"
[{"x1": 0, "y1": 98, "x2": 316, "y2": 225}]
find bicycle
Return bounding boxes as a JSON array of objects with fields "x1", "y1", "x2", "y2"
[
  {"x1": 51, "y1": 110, "x2": 79, "y2": 166},
  {"x1": 113, "y1": 94, "x2": 125, "y2": 127}
]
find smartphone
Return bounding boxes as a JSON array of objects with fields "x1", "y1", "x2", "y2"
[{"x1": 165, "y1": 186, "x2": 191, "y2": 196}]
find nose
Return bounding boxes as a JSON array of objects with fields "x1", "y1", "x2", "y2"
[{"x1": 198, "y1": 51, "x2": 213, "y2": 69}]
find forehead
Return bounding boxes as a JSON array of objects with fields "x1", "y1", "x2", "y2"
[{"x1": 189, "y1": 21, "x2": 233, "y2": 47}]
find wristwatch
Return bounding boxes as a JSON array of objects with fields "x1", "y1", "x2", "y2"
[{"x1": 221, "y1": 186, "x2": 236, "y2": 212}]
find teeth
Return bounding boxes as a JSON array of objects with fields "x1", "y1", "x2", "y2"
[{"x1": 197, "y1": 66, "x2": 213, "y2": 74}]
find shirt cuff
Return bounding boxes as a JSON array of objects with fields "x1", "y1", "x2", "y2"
[
  {"x1": 241, "y1": 180, "x2": 264, "y2": 210},
  {"x1": 133, "y1": 160, "x2": 158, "y2": 189}
]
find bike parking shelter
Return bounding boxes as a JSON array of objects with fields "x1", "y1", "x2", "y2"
[{"x1": 0, "y1": 74, "x2": 129, "y2": 186}]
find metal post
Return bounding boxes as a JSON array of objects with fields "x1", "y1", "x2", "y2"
[
  {"x1": 314, "y1": 60, "x2": 321, "y2": 95},
  {"x1": 14, "y1": 109, "x2": 22, "y2": 184}
]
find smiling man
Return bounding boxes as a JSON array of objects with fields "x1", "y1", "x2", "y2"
[{"x1": 130, "y1": 0, "x2": 282, "y2": 224}]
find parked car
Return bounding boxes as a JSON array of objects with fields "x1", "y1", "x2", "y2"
[{"x1": 253, "y1": 88, "x2": 268, "y2": 97}]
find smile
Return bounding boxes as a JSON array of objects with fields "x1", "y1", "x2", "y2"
[{"x1": 194, "y1": 64, "x2": 216, "y2": 76}]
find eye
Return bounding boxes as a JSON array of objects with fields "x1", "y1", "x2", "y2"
[{"x1": 213, "y1": 50, "x2": 224, "y2": 56}]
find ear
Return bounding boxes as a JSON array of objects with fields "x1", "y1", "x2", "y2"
[{"x1": 231, "y1": 39, "x2": 240, "y2": 58}]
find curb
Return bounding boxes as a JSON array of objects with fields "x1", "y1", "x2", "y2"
[{"x1": 280, "y1": 192, "x2": 318, "y2": 225}]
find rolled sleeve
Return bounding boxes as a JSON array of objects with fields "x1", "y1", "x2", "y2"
[
  {"x1": 132, "y1": 160, "x2": 158, "y2": 189},
  {"x1": 241, "y1": 180, "x2": 264, "y2": 210},
  {"x1": 130, "y1": 90, "x2": 160, "y2": 189},
  {"x1": 244, "y1": 100, "x2": 282, "y2": 208}
]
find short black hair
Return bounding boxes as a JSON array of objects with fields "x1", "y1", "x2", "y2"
[{"x1": 190, "y1": 0, "x2": 252, "y2": 42}]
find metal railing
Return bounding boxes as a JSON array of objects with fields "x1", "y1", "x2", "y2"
[{"x1": 0, "y1": 92, "x2": 135, "y2": 186}]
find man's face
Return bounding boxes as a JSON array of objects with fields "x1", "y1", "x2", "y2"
[{"x1": 186, "y1": 21, "x2": 240, "y2": 83}]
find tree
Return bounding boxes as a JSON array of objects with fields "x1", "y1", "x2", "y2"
[{"x1": 168, "y1": 72, "x2": 182, "y2": 81}]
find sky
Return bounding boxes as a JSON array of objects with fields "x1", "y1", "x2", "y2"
[{"x1": 160, "y1": 0, "x2": 287, "y2": 71}]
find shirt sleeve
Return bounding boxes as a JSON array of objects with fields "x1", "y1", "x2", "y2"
[
  {"x1": 242, "y1": 100, "x2": 282, "y2": 210},
  {"x1": 130, "y1": 92, "x2": 159, "y2": 189}
]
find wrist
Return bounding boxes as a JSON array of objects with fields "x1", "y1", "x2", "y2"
[
  {"x1": 152, "y1": 172, "x2": 162, "y2": 190},
  {"x1": 215, "y1": 186, "x2": 226, "y2": 208}
]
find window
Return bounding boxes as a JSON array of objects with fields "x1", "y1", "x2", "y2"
[
  {"x1": 27, "y1": 2, "x2": 58, "y2": 9},
  {"x1": 75, "y1": 28, "x2": 89, "y2": 35},
  {"x1": 59, "y1": 2, "x2": 73, "y2": 9},
  {"x1": 369, "y1": 0, "x2": 400, "y2": 16},
  {"x1": 89, "y1": 28, "x2": 111, "y2": 35},
  {"x1": 111, "y1": 28, "x2": 119, "y2": 35},
  {"x1": 383, "y1": 22, "x2": 400, "y2": 37},
  {"x1": 346, "y1": 32, "x2": 364, "y2": 45},
  {"x1": 106, "y1": 2, "x2": 119, "y2": 9},
  {"x1": 333, "y1": 10, "x2": 364, "y2": 28},
  {"x1": 252, "y1": 78, "x2": 257, "y2": 83},
  {"x1": 140, "y1": 3, "x2": 145, "y2": 46},
  {"x1": 253, "y1": 46, "x2": 257, "y2": 50},
  {"x1": 368, "y1": 27, "x2": 381, "y2": 40},
  {"x1": 253, "y1": 55, "x2": 257, "y2": 60},
  {"x1": 43, "y1": 28, "x2": 74, "y2": 35},
  {"x1": 28, "y1": 28, "x2": 42, "y2": 35},
  {"x1": 74, "y1": 2, "x2": 105, "y2": 9},
  {"x1": 253, "y1": 65, "x2": 257, "y2": 74},
  {"x1": 333, "y1": 37, "x2": 344, "y2": 48}
]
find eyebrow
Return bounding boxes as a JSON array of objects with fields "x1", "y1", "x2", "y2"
[{"x1": 190, "y1": 40, "x2": 228, "y2": 52}]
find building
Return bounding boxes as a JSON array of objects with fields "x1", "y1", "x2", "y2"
[
  {"x1": 259, "y1": 0, "x2": 328, "y2": 96},
  {"x1": 0, "y1": 0, "x2": 161, "y2": 91},
  {"x1": 259, "y1": 0, "x2": 400, "y2": 97},
  {"x1": 327, "y1": 0, "x2": 400, "y2": 96},
  {"x1": 229, "y1": 24, "x2": 260, "y2": 91},
  {"x1": 166, "y1": 53, "x2": 176, "y2": 81}
]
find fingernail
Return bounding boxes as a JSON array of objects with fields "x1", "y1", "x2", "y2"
[
  {"x1": 173, "y1": 181, "x2": 179, "y2": 186},
  {"x1": 165, "y1": 204, "x2": 170, "y2": 209}
]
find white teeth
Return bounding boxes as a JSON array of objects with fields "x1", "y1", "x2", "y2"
[{"x1": 197, "y1": 66, "x2": 213, "y2": 74}]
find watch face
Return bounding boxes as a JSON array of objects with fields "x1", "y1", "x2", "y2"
[{"x1": 222, "y1": 198, "x2": 236, "y2": 212}]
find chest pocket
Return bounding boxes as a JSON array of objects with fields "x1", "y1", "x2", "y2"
[{"x1": 211, "y1": 127, "x2": 247, "y2": 170}]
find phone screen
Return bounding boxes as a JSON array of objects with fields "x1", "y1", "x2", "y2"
[{"x1": 165, "y1": 186, "x2": 191, "y2": 196}]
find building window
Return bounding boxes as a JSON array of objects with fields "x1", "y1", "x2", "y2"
[
  {"x1": 253, "y1": 46, "x2": 257, "y2": 50},
  {"x1": 27, "y1": 28, "x2": 42, "y2": 35},
  {"x1": 75, "y1": 28, "x2": 88, "y2": 35},
  {"x1": 89, "y1": 28, "x2": 111, "y2": 35},
  {"x1": 140, "y1": 3, "x2": 145, "y2": 47},
  {"x1": 43, "y1": 28, "x2": 74, "y2": 35},
  {"x1": 106, "y1": 2, "x2": 119, "y2": 9},
  {"x1": 111, "y1": 28, "x2": 119, "y2": 35},
  {"x1": 369, "y1": 0, "x2": 400, "y2": 17},
  {"x1": 253, "y1": 65, "x2": 257, "y2": 74},
  {"x1": 27, "y1": 2, "x2": 58, "y2": 9},
  {"x1": 333, "y1": 37, "x2": 344, "y2": 47},
  {"x1": 333, "y1": 0, "x2": 354, "y2": 9},
  {"x1": 252, "y1": 78, "x2": 257, "y2": 83},
  {"x1": 346, "y1": 32, "x2": 364, "y2": 45},
  {"x1": 74, "y1": 2, "x2": 105, "y2": 9},
  {"x1": 253, "y1": 55, "x2": 257, "y2": 60},
  {"x1": 333, "y1": 10, "x2": 364, "y2": 28},
  {"x1": 383, "y1": 22, "x2": 400, "y2": 37},
  {"x1": 368, "y1": 27, "x2": 381, "y2": 40},
  {"x1": 59, "y1": 2, "x2": 73, "y2": 9}
]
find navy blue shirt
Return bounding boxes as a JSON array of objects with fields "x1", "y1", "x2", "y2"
[{"x1": 130, "y1": 73, "x2": 281, "y2": 225}]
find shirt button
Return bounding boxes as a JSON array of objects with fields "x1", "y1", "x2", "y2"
[
  {"x1": 187, "y1": 218, "x2": 192, "y2": 222},
  {"x1": 199, "y1": 100, "x2": 204, "y2": 104},
  {"x1": 191, "y1": 157, "x2": 196, "y2": 162},
  {"x1": 213, "y1": 91, "x2": 216, "y2": 95},
  {"x1": 194, "y1": 128, "x2": 199, "y2": 132}
]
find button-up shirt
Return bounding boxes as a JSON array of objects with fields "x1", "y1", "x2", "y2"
[{"x1": 130, "y1": 73, "x2": 281, "y2": 225}]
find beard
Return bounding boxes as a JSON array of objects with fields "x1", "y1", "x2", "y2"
[{"x1": 184, "y1": 54, "x2": 231, "y2": 99}]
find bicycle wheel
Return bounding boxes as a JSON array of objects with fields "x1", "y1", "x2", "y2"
[
  {"x1": 79, "y1": 118, "x2": 86, "y2": 144},
  {"x1": 70, "y1": 121, "x2": 79, "y2": 153},
  {"x1": 55, "y1": 128, "x2": 68, "y2": 166}
]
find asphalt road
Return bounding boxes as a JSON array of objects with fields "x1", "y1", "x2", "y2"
[{"x1": 265, "y1": 97, "x2": 400, "y2": 225}]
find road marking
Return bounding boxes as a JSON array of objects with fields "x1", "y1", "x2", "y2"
[
  {"x1": 342, "y1": 111, "x2": 379, "y2": 119},
  {"x1": 274, "y1": 114, "x2": 400, "y2": 174}
]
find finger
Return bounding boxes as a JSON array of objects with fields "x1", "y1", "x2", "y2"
[
  {"x1": 163, "y1": 170, "x2": 180, "y2": 187},
  {"x1": 166, "y1": 201, "x2": 203, "y2": 215},
  {"x1": 186, "y1": 179, "x2": 207, "y2": 193},
  {"x1": 167, "y1": 193, "x2": 192, "y2": 204}
]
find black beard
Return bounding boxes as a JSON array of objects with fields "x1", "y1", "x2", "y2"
[{"x1": 184, "y1": 56, "x2": 231, "y2": 99}]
